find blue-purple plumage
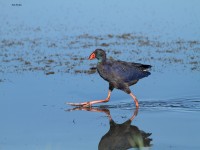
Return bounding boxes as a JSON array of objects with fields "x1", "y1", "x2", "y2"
[
  {"x1": 97, "y1": 59, "x2": 151, "y2": 86},
  {"x1": 67, "y1": 49, "x2": 151, "y2": 107},
  {"x1": 93, "y1": 49, "x2": 151, "y2": 94}
]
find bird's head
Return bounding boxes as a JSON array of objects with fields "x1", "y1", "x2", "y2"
[{"x1": 88, "y1": 49, "x2": 106, "y2": 62}]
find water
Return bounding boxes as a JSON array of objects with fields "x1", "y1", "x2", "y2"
[
  {"x1": 1, "y1": 0, "x2": 200, "y2": 40},
  {"x1": 1, "y1": 0, "x2": 200, "y2": 149}
]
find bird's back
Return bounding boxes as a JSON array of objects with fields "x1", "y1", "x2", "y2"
[{"x1": 97, "y1": 59, "x2": 151, "y2": 85}]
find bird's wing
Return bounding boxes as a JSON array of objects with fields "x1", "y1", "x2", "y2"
[{"x1": 106, "y1": 60, "x2": 151, "y2": 82}]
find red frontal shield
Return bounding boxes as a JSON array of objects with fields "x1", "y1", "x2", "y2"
[{"x1": 88, "y1": 52, "x2": 96, "y2": 60}]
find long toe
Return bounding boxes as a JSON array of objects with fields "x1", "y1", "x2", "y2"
[
  {"x1": 82, "y1": 102, "x2": 92, "y2": 107},
  {"x1": 66, "y1": 102, "x2": 92, "y2": 107},
  {"x1": 66, "y1": 102, "x2": 85, "y2": 107}
]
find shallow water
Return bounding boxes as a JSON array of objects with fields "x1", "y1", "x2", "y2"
[
  {"x1": 0, "y1": 71, "x2": 200, "y2": 150},
  {"x1": 1, "y1": 0, "x2": 200, "y2": 150}
]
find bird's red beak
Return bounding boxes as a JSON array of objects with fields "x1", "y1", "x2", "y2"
[{"x1": 88, "y1": 52, "x2": 96, "y2": 60}]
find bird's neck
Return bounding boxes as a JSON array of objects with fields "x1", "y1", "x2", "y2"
[
  {"x1": 98, "y1": 57, "x2": 106, "y2": 63},
  {"x1": 98, "y1": 55, "x2": 106, "y2": 63}
]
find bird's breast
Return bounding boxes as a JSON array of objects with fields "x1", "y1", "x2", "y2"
[{"x1": 97, "y1": 64, "x2": 110, "y2": 81}]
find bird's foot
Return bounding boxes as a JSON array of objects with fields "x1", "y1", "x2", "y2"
[
  {"x1": 66, "y1": 106, "x2": 92, "y2": 112},
  {"x1": 66, "y1": 101, "x2": 92, "y2": 107}
]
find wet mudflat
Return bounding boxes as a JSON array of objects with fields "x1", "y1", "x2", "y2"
[{"x1": 1, "y1": 0, "x2": 200, "y2": 150}]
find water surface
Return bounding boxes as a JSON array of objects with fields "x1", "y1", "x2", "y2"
[{"x1": 0, "y1": 0, "x2": 200, "y2": 150}]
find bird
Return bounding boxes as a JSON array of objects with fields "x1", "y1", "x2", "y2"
[{"x1": 67, "y1": 49, "x2": 151, "y2": 108}]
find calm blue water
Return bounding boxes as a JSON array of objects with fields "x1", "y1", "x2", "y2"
[
  {"x1": 0, "y1": 71, "x2": 200, "y2": 149},
  {"x1": 1, "y1": 0, "x2": 200, "y2": 40}
]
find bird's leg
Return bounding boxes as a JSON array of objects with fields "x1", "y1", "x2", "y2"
[
  {"x1": 130, "y1": 92, "x2": 139, "y2": 108},
  {"x1": 130, "y1": 107, "x2": 139, "y2": 121},
  {"x1": 67, "y1": 90, "x2": 111, "y2": 107}
]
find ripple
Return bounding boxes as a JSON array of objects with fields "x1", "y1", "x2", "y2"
[{"x1": 95, "y1": 96, "x2": 200, "y2": 112}]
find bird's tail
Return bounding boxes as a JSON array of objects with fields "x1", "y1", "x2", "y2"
[
  {"x1": 141, "y1": 64, "x2": 152, "y2": 69},
  {"x1": 131, "y1": 62, "x2": 152, "y2": 71}
]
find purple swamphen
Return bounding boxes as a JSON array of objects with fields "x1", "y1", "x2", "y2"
[{"x1": 67, "y1": 49, "x2": 151, "y2": 108}]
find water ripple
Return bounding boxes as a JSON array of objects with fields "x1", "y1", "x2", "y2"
[{"x1": 96, "y1": 96, "x2": 200, "y2": 112}]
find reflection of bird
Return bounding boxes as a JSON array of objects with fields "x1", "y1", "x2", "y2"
[
  {"x1": 99, "y1": 119, "x2": 152, "y2": 150},
  {"x1": 67, "y1": 107, "x2": 152, "y2": 150},
  {"x1": 67, "y1": 49, "x2": 151, "y2": 107}
]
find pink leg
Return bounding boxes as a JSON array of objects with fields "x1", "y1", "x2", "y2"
[
  {"x1": 130, "y1": 92, "x2": 139, "y2": 108},
  {"x1": 67, "y1": 90, "x2": 111, "y2": 107},
  {"x1": 130, "y1": 107, "x2": 139, "y2": 121}
]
